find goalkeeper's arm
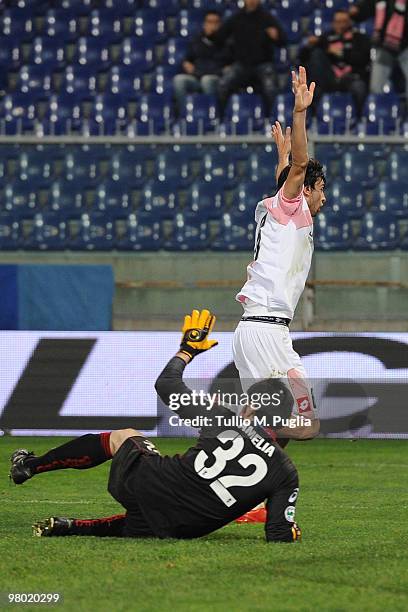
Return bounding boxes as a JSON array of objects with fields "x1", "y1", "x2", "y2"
[{"x1": 154, "y1": 309, "x2": 218, "y2": 421}]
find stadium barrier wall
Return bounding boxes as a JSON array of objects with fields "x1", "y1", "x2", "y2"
[{"x1": 1, "y1": 331, "x2": 407, "y2": 439}]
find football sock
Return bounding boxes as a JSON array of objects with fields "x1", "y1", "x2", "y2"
[
  {"x1": 26, "y1": 433, "x2": 112, "y2": 475},
  {"x1": 71, "y1": 514, "x2": 126, "y2": 537}
]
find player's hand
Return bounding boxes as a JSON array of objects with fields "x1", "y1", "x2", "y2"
[
  {"x1": 271, "y1": 121, "x2": 291, "y2": 160},
  {"x1": 292, "y1": 66, "x2": 315, "y2": 112},
  {"x1": 179, "y1": 309, "x2": 218, "y2": 359}
]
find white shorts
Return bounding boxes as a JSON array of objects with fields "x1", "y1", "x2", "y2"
[{"x1": 233, "y1": 320, "x2": 315, "y2": 417}]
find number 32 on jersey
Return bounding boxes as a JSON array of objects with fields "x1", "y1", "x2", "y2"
[{"x1": 194, "y1": 430, "x2": 270, "y2": 507}]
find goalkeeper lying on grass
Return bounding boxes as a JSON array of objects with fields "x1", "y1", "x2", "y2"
[{"x1": 10, "y1": 309, "x2": 316, "y2": 542}]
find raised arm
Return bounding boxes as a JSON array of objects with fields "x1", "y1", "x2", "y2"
[
  {"x1": 271, "y1": 120, "x2": 291, "y2": 184},
  {"x1": 282, "y1": 66, "x2": 315, "y2": 200}
]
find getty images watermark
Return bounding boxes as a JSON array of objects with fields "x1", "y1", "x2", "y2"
[{"x1": 167, "y1": 389, "x2": 312, "y2": 429}]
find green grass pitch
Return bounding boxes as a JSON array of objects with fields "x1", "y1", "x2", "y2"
[{"x1": 1, "y1": 436, "x2": 408, "y2": 612}]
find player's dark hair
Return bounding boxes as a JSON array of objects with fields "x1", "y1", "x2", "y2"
[
  {"x1": 204, "y1": 9, "x2": 221, "y2": 18},
  {"x1": 276, "y1": 159, "x2": 326, "y2": 192},
  {"x1": 247, "y1": 379, "x2": 293, "y2": 429}
]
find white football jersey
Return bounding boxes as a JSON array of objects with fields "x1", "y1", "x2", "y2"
[{"x1": 236, "y1": 187, "x2": 313, "y2": 320}]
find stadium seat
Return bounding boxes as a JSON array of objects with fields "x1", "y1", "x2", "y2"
[
  {"x1": 15, "y1": 65, "x2": 51, "y2": 94},
  {"x1": 133, "y1": 94, "x2": 173, "y2": 135},
  {"x1": 248, "y1": 148, "x2": 278, "y2": 182},
  {"x1": 106, "y1": 65, "x2": 142, "y2": 96},
  {"x1": 86, "y1": 93, "x2": 128, "y2": 135},
  {"x1": 150, "y1": 65, "x2": 178, "y2": 95},
  {"x1": 130, "y1": 10, "x2": 167, "y2": 42},
  {"x1": 233, "y1": 181, "x2": 274, "y2": 217},
  {"x1": 17, "y1": 149, "x2": 53, "y2": 182},
  {"x1": 310, "y1": 10, "x2": 333, "y2": 36},
  {"x1": 71, "y1": 37, "x2": 111, "y2": 68},
  {"x1": 3, "y1": 181, "x2": 39, "y2": 216},
  {"x1": 118, "y1": 38, "x2": 154, "y2": 71},
  {"x1": 212, "y1": 212, "x2": 255, "y2": 251},
  {"x1": 141, "y1": 181, "x2": 179, "y2": 217},
  {"x1": 42, "y1": 94, "x2": 86, "y2": 135},
  {"x1": 93, "y1": 182, "x2": 131, "y2": 212},
  {"x1": 25, "y1": 212, "x2": 69, "y2": 250},
  {"x1": 314, "y1": 211, "x2": 352, "y2": 251},
  {"x1": 116, "y1": 212, "x2": 162, "y2": 251},
  {"x1": 271, "y1": 94, "x2": 294, "y2": 128},
  {"x1": 0, "y1": 93, "x2": 39, "y2": 134},
  {"x1": 384, "y1": 150, "x2": 408, "y2": 183},
  {"x1": 164, "y1": 212, "x2": 209, "y2": 251},
  {"x1": 68, "y1": 212, "x2": 115, "y2": 251},
  {"x1": 60, "y1": 65, "x2": 96, "y2": 95},
  {"x1": 184, "y1": 181, "x2": 225, "y2": 219},
  {"x1": 328, "y1": 180, "x2": 366, "y2": 219},
  {"x1": 274, "y1": 47, "x2": 290, "y2": 74},
  {"x1": 371, "y1": 181, "x2": 408, "y2": 218},
  {"x1": 177, "y1": 94, "x2": 218, "y2": 135},
  {"x1": 340, "y1": 150, "x2": 377, "y2": 188},
  {"x1": 0, "y1": 212, "x2": 22, "y2": 249},
  {"x1": 201, "y1": 151, "x2": 237, "y2": 184},
  {"x1": 61, "y1": 149, "x2": 98, "y2": 182},
  {"x1": 223, "y1": 94, "x2": 265, "y2": 134},
  {"x1": 84, "y1": 9, "x2": 123, "y2": 40},
  {"x1": 175, "y1": 10, "x2": 204, "y2": 39},
  {"x1": 0, "y1": 9, "x2": 33, "y2": 39},
  {"x1": 361, "y1": 93, "x2": 401, "y2": 135},
  {"x1": 0, "y1": 39, "x2": 21, "y2": 71},
  {"x1": 354, "y1": 212, "x2": 399, "y2": 250},
  {"x1": 143, "y1": 0, "x2": 179, "y2": 16},
  {"x1": 43, "y1": 9, "x2": 80, "y2": 40},
  {"x1": 48, "y1": 179, "x2": 85, "y2": 212},
  {"x1": 154, "y1": 150, "x2": 191, "y2": 184},
  {"x1": 317, "y1": 93, "x2": 357, "y2": 134},
  {"x1": 104, "y1": 147, "x2": 149, "y2": 184},
  {"x1": 272, "y1": 9, "x2": 302, "y2": 44},
  {"x1": 30, "y1": 37, "x2": 65, "y2": 68},
  {"x1": 162, "y1": 38, "x2": 189, "y2": 69}
]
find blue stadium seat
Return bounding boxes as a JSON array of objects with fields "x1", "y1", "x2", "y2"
[
  {"x1": 60, "y1": 65, "x2": 97, "y2": 95},
  {"x1": 61, "y1": 149, "x2": 97, "y2": 182},
  {"x1": 314, "y1": 143, "x2": 343, "y2": 177},
  {"x1": 164, "y1": 212, "x2": 209, "y2": 251},
  {"x1": 61, "y1": 0, "x2": 93, "y2": 9},
  {"x1": 3, "y1": 181, "x2": 39, "y2": 216},
  {"x1": 103, "y1": 0, "x2": 138, "y2": 11},
  {"x1": 371, "y1": 181, "x2": 408, "y2": 218},
  {"x1": 150, "y1": 65, "x2": 178, "y2": 95},
  {"x1": 143, "y1": 0, "x2": 179, "y2": 16},
  {"x1": 25, "y1": 212, "x2": 69, "y2": 250},
  {"x1": 317, "y1": 93, "x2": 357, "y2": 134},
  {"x1": 271, "y1": 93, "x2": 294, "y2": 127},
  {"x1": 17, "y1": 149, "x2": 53, "y2": 182},
  {"x1": 86, "y1": 93, "x2": 128, "y2": 135},
  {"x1": 118, "y1": 38, "x2": 154, "y2": 71},
  {"x1": 42, "y1": 94, "x2": 85, "y2": 135},
  {"x1": 223, "y1": 94, "x2": 265, "y2": 134},
  {"x1": 233, "y1": 181, "x2": 274, "y2": 217},
  {"x1": 162, "y1": 38, "x2": 189, "y2": 69},
  {"x1": 328, "y1": 180, "x2": 366, "y2": 219},
  {"x1": 43, "y1": 9, "x2": 80, "y2": 40},
  {"x1": 184, "y1": 181, "x2": 225, "y2": 219},
  {"x1": 14, "y1": 64, "x2": 51, "y2": 95},
  {"x1": 68, "y1": 212, "x2": 115, "y2": 251},
  {"x1": 201, "y1": 151, "x2": 237, "y2": 184},
  {"x1": 141, "y1": 181, "x2": 179, "y2": 217},
  {"x1": 0, "y1": 212, "x2": 22, "y2": 250},
  {"x1": 274, "y1": 47, "x2": 290, "y2": 74},
  {"x1": 71, "y1": 37, "x2": 110, "y2": 68},
  {"x1": 154, "y1": 150, "x2": 191, "y2": 184},
  {"x1": 84, "y1": 9, "x2": 123, "y2": 41},
  {"x1": 212, "y1": 212, "x2": 255, "y2": 251},
  {"x1": 248, "y1": 148, "x2": 278, "y2": 182},
  {"x1": 354, "y1": 212, "x2": 399, "y2": 250},
  {"x1": 30, "y1": 37, "x2": 65, "y2": 68},
  {"x1": 0, "y1": 93, "x2": 39, "y2": 134},
  {"x1": 0, "y1": 39, "x2": 21, "y2": 71},
  {"x1": 340, "y1": 150, "x2": 377, "y2": 188},
  {"x1": 48, "y1": 179, "x2": 84, "y2": 212},
  {"x1": 106, "y1": 148, "x2": 149, "y2": 184},
  {"x1": 384, "y1": 150, "x2": 408, "y2": 183},
  {"x1": 116, "y1": 212, "x2": 162, "y2": 251},
  {"x1": 131, "y1": 10, "x2": 167, "y2": 43},
  {"x1": 106, "y1": 65, "x2": 142, "y2": 96},
  {"x1": 0, "y1": 9, "x2": 33, "y2": 39},
  {"x1": 93, "y1": 182, "x2": 131, "y2": 212},
  {"x1": 310, "y1": 10, "x2": 333, "y2": 36},
  {"x1": 175, "y1": 10, "x2": 204, "y2": 39},
  {"x1": 361, "y1": 93, "x2": 401, "y2": 135},
  {"x1": 133, "y1": 94, "x2": 173, "y2": 135},
  {"x1": 272, "y1": 9, "x2": 302, "y2": 44},
  {"x1": 177, "y1": 94, "x2": 218, "y2": 135},
  {"x1": 314, "y1": 211, "x2": 352, "y2": 251}
]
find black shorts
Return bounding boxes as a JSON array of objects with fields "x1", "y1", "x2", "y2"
[{"x1": 108, "y1": 436, "x2": 161, "y2": 538}]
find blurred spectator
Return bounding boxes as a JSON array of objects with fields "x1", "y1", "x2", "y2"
[
  {"x1": 173, "y1": 10, "x2": 229, "y2": 111},
  {"x1": 302, "y1": 10, "x2": 371, "y2": 114},
  {"x1": 211, "y1": 0, "x2": 287, "y2": 114},
  {"x1": 350, "y1": 0, "x2": 408, "y2": 99}
]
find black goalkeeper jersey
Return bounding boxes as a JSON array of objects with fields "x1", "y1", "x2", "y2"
[{"x1": 125, "y1": 357, "x2": 299, "y2": 541}]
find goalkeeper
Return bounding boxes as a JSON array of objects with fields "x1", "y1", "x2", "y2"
[{"x1": 11, "y1": 310, "x2": 303, "y2": 543}]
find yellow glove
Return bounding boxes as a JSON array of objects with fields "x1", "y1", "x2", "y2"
[{"x1": 179, "y1": 309, "x2": 218, "y2": 359}]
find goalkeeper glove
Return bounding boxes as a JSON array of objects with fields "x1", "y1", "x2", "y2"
[{"x1": 179, "y1": 309, "x2": 218, "y2": 360}]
